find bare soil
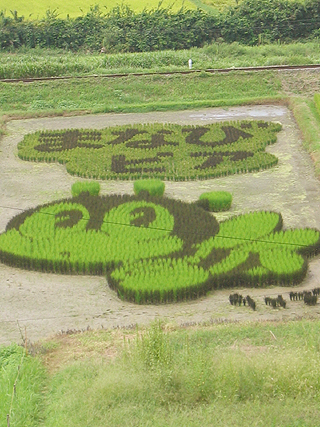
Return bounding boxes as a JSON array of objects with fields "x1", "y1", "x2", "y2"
[{"x1": 1, "y1": 105, "x2": 320, "y2": 346}]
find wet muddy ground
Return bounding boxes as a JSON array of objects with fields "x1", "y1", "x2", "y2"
[{"x1": 1, "y1": 105, "x2": 320, "y2": 345}]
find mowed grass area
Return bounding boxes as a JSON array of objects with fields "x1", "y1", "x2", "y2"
[
  {"x1": 0, "y1": 0, "x2": 196, "y2": 19},
  {"x1": 3, "y1": 319, "x2": 320, "y2": 427},
  {"x1": 2, "y1": 42, "x2": 320, "y2": 79},
  {"x1": 0, "y1": 71, "x2": 281, "y2": 116}
]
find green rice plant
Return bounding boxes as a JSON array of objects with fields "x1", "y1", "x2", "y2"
[
  {"x1": 18, "y1": 121, "x2": 282, "y2": 181},
  {"x1": 0, "y1": 192, "x2": 319, "y2": 303},
  {"x1": 133, "y1": 179, "x2": 165, "y2": 196},
  {"x1": 71, "y1": 181, "x2": 101, "y2": 197},
  {"x1": 198, "y1": 191, "x2": 232, "y2": 211}
]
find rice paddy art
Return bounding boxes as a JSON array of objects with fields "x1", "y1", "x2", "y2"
[
  {"x1": 0, "y1": 188, "x2": 318, "y2": 304},
  {"x1": 18, "y1": 120, "x2": 281, "y2": 181}
]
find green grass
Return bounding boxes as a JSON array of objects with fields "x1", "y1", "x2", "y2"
[
  {"x1": 2, "y1": 318, "x2": 320, "y2": 425},
  {"x1": 2, "y1": 42, "x2": 320, "y2": 79},
  {"x1": 0, "y1": 71, "x2": 282, "y2": 117},
  {"x1": 289, "y1": 97, "x2": 320, "y2": 178},
  {"x1": 0, "y1": 344, "x2": 46, "y2": 427},
  {"x1": 0, "y1": 0, "x2": 196, "y2": 19},
  {"x1": 20, "y1": 319, "x2": 319, "y2": 426}
]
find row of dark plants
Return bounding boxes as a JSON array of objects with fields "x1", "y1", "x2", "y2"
[
  {"x1": 246, "y1": 295, "x2": 256, "y2": 310},
  {"x1": 303, "y1": 292, "x2": 318, "y2": 305},
  {"x1": 231, "y1": 290, "x2": 319, "y2": 310},
  {"x1": 2, "y1": 0, "x2": 320, "y2": 51},
  {"x1": 289, "y1": 287, "x2": 320, "y2": 300},
  {"x1": 229, "y1": 292, "x2": 255, "y2": 309},
  {"x1": 265, "y1": 295, "x2": 286, "y2": 308},
  {"x1": 288, "y1": 289, "x2": 319, "y2": 305}
]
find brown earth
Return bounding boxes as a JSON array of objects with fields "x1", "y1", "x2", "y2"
[{"x1": 1, "y1": 105, "x2": 320, "y2": 346}]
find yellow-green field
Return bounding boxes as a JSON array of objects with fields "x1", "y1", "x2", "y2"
[
  {"x1": 1, "y1": 0, "x2": 197, "y2": 19},
  {"x1": 202, "y1": 0, "x2": 303, "y2": 10},
  {"x1": 199, "y1": 0, "x2": 238, "y2": 10}
]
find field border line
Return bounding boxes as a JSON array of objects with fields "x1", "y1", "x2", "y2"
[{"x1": 2, "y1": 64, "x2": 320, "y2": 84}]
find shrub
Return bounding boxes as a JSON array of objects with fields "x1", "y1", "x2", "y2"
[
  {"x1": 199, "y1": 191, "x2": 232, "y2": 212},
  {"x1": 71, "y1": 181, "x2": 100, "y2": 197},
  {"x1": 134, "y1": 179, "x2": 165, "y2": 197}
]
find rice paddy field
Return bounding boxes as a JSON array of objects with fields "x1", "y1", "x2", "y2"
[
  {"x1": 1, "y1": 97, "x2": 320, "y2": 426},
  {"x1": 2, "y1": 0, "x2": 320, "y2": 418},
  {"x1": 0, "y1": 0, "x2": 307, "y2": 20},
  {"x1": 0, "y1": 0, "x2": 197, "y2": 19}
]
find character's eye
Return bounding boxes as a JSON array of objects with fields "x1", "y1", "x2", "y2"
[
  {"x1": 130, "y1": 207, "x2": 156, "y2": 228},
  {"x1": 55, "y1": 210, "x2": 83, "y2": 229},
  {"x1": 102, "y1": 201, "x2": 174, "y2": 237},
  {"x1": 18, "y1": 202, "x2": 90, "y2": 238}
]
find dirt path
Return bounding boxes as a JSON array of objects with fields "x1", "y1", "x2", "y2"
[{"x1": 1, "y1": 105, "x2": 320, "y2": 345}]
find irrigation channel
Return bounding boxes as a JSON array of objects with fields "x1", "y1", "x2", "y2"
[
  {"x1": 2, "y1": 64, "x2": 320, "y2": 83},
  {"x1": 1, "y1": 105, "x2": 320, "y2": 345}
]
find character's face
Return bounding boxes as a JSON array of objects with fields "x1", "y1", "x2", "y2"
[
  {"x1": 0, "y1": 192, "x2": 319, "y2": 304},
  {"x1": 0, "y1": 199, "x2": 184, "y2": 266}
]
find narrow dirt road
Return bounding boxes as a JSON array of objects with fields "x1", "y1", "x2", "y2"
[{"x1": 1, "y1": 105, "x2": 320, "y2": 345}]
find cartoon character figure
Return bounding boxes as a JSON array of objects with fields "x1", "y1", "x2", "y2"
[{"x1": 0, "y1": 191, "x2": 319, "y2": 303}]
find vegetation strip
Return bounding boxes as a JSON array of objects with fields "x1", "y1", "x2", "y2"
[
  {"x1": 0, "y1": 71, "x2": 282, "y2": 117},
  {"x1": 2, "y1": 64, "x2": 320, "y2": 84}
]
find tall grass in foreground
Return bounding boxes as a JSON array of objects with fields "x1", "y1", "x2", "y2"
[
  {"x1": 0, "y1": 344, "x2": 46, "y2": 427},
  {"x1": 43, "y1": 320, "x2": 320, "y2": 427},
  {"x1": 1, "y1": 41, "x2": 320, "y2": 79}
]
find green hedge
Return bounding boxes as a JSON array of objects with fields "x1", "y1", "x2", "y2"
[
  {"x1": 2, "y1": 0, "x2": 320, "y2": 51},
  {"x1": 0, "y1": 7, "x2": 219, "y2": 52},
  {"x1": 18, "y1": 121, "x2": 281, "y2": 181},
  {"x1": 0, "y1": 192, "x2": 319, "y2": 304},
  {"x1": 199, "y1": 191, "x2": 232, "y2": 212}
]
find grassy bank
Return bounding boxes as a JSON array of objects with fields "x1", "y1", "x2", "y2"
[
  {"x1": 0, "y1": 71, "x2": 281, "y2": 117},
  {"x1": 0, "y1": 344, "x2": 46, "y2": 427},
  {"x1": 290, "y1": 97, "x2": 320, "y2": 177},
  {"x1": 2, "y1": 42, "x2": 320, "y2": 79},
  {"x1": 3, "y1": 319, "x2": 320, "y2": 426}
]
